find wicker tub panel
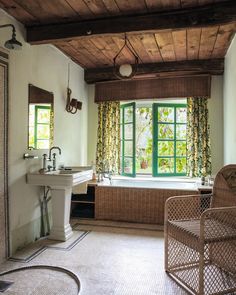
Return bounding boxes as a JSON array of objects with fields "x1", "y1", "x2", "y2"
[{"x1": 95, "y1": 187, "x2": 197, "y2": 224}]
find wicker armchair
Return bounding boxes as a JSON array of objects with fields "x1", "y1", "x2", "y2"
[{"x1": 165, "y1": 165, "x2": 236, "y2": 295}]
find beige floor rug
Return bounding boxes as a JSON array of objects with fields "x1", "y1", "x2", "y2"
[{"x1": 0, "y1": 223, "x2": 187, "y2": 294}]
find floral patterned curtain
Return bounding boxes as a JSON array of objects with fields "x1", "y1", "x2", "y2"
[
  {"x1": 49, "y1": 106, "x2": 54, "y2": 148},
  {"x1": 186, "y1": 97, "x2": 212, "y2": 177},
  {"x1": 96, "y1": 101, "x2": 120, "y2": 173}
]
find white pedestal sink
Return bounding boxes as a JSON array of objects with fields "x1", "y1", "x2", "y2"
[{"x1": 27, "y1": 167, "x2": 93, "y2": 241}]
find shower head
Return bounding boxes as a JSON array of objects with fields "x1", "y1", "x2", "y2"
[{"x1": 0, "y1": 24, "x2": 22, "y2": 50}]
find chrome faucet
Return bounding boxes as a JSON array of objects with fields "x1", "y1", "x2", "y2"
[{"x1": 49, "y1": 146, "x2": 61, "y2": 171}]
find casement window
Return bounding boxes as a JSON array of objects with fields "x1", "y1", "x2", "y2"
[{"x1": 120, "y1": 102, "x2": 187, "y2": 176}]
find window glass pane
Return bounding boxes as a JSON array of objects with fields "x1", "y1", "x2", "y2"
[
  {"x1": 158, "y1": 107, "x2": 174, "y2": 123},
  {"x1": 136, "y1": 107, "x2": 152, "y2": 174},
  {"x1": 37, "y1": 108, "x2": 50, "y2": 124},
  {"x1": 124, "y1": 123, "x2": 133, "y2": 140},
  {"x1": 158, "y1": 141, "x2": 174, "y2": 156},
  {"x1": 176, "y1": 141, "x2": 186, "y2": 156},
  {"x1": 176, "y1": 158, "x2": 187, "y2": 173},
  {"x1": 37, "y1": 125, "x2": 50, "y2": 139},
  {"x1": 124, "y1": 157, "x2": 133, "y2": 174},
  {"x1": 176, "y1": 124, "x2": 186, "y2": 140},
  {"x1": 37, "y1": 140, "x2": 50, "y2": 149},
  {"x1": 158, "y1": 158, "x2": 174, "y2": 173},
  {"x1": 176, "y1": 107, "x2": 187, "y2": 123},
  {"x1": 124, "y1": 106, "x2": 133, "y2": 123},
  {"x1": 158, "y1": 124, "x2": 174, "y2": 139},
  {"x1": 29, "y1": 105, "x2": 35, "y2": 126},
  {"x1": 29, "y1": 126, "x2": 35, "y2": 147},
  {"x1": 124, "y1": 141, "x2": 133, "y2": 157}
]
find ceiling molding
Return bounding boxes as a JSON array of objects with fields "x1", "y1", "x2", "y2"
[
  {"x1": 26, "y1": 1, "x2": 236, "y2": 44},
  {"x1": 84, "y1": 59, "x2": 224, "y2": 84}
]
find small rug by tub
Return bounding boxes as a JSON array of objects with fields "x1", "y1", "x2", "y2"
[{"x1": 9, "y1": 230, "x2": 89, "y2": 262}]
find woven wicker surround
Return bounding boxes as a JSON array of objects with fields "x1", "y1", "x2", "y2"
[{"x1": 95, "y1": 187, "x2": 197, "y2": 224}]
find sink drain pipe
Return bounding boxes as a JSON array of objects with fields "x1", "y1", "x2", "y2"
[{"x1": 0, "y1": 265, "x2": 81, "y2": 294}]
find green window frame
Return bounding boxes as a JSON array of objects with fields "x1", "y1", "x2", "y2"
[
  {"x1": 32, "y1": 105, "x2": 51, "y2": 149},
  {"x1": 120, "y1": 102, "x2": 136, "y2": 177},
  {"x1": 153, "y1": 103, "x2": 187, "y2": 176}
]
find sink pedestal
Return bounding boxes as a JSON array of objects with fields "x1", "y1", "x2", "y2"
[
  {"x1": 27, "y1": 168, "x2": 93, "y2": 242},
  {"x1": 49, "y1": 187, "x2": 73, "y2": 241}
]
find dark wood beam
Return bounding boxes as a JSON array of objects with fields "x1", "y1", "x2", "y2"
[
  {"x1": 84, "y1": 59, "x2": 224, "y2": 84},
  {"x1": 27, "y1": 1, "x2": 236, "y2": 44}
]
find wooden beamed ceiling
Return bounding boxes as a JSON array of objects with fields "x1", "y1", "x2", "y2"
[{"x1": 0, "y1": 0, "x2": 236, "y2": 83}]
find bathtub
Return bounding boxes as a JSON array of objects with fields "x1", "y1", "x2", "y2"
[
  {"x1": 98, "y1": 178, "x2": 198, "y2": 191},
  {"x1": 95, "y1": 178, "x2": 200, "y2": 225}
]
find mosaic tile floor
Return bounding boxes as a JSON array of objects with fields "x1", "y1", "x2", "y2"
[{"x1": 0, "y1": 222, "x2": 188, "y2": 294}]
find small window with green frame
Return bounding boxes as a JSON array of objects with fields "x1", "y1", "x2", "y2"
[
  {"x1": 153, "y1": 103, "x2": 187, "y2": 176},
  {"x1": 29, "y1": 105, "x2": 51, "y2": 149},
  {"x1": 120, "y1": 102, "x2": 136, "y2": 177}
]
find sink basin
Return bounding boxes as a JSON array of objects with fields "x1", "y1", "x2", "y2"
[
  {"x1": 27, "y1": 168, "x2": 93, "y2": 188},
  {"x1": 59, "y1": 170, "x2": 81, "y2": 174}
]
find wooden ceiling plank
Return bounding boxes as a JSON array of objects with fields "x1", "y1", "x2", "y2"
[
  {"x1": 187, "y1": 28, "x2": 201, "y2": 60},
  {"x1": 82, "y1": 0, "x2": 110, "y2": 17},
  {"x1": 211, "y1": 23, "x2": 236, "y2": 58},
  {"x1": 115, "y1": 0, "x2": 147, "y2": 14},
  {"x1": 181, "y1": 0, "x2": 199, "y2": 8},
  {"x1": 172, "y1": 29, "x2": 187, "y2": 60},
  {"x1": 64, "y1": 0, "x2": 95, "y2": 19},
  {"x1": 111, "y1": 35, "x2": 137, "y2": 64},
  {"x1": 13, "y1": 0, "x2": 79, "y2": 24},
  {"x1": 139, "y1": 33, "x2": 163, "y2": 63},
  {"x1": 56, "y1": 42, "x2": 90, "y2": 68},
  {"x1": 0, "y1": 0, "x2": 38, "y2": 24},
  {"x1": 199, "y1": 26, "x2": 219, "y2": 59},
  {"x1": 79, "y1": 37, "x2": 113, "y2": 66},
  {"x1": 144, "y1": 0, "x2": 164, "y2": 11},
  {"x1": 197, "y1": 0, "x2": 213, "y2": 5},
  {"x1": 88, "y1": 36, "x2": 123, "y2": 65},
  {"x1": 128, "y1": 35, "x2": 154, "y2": 63},
  {"x1": 69, "y1": 40, "x2": 101, "y2": 67},
  {"x1": 84, "y1": 58, "x2": 224, "y2": 83},
  {"x1": 155, "y1": 31, "x2": 176, "y2": 61},
  {"x1": 102, "y1": 0, "x2": 121, "y2": 15},
  {"x1": 27, "y1": 1, "x2": 236, "y2": 44},
  {"x1": 161, "y1": 0, "x2": 181, "y2": 9}
]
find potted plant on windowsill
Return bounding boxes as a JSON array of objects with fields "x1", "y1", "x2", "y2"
[{"x1": 140, "y1": 157, "x2": 148, "y2": 169}]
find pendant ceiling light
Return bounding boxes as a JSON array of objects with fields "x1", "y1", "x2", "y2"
[{"x1": 113, "y1": 33, "x2": 140, "y2": 80}]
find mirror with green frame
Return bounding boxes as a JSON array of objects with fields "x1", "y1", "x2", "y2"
[{"x1": 28, "y1": 84, "x2": 54, "y2": 150}]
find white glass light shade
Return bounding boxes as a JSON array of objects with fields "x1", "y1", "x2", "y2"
[{"x1": 119, "y1": 64, "x2": 133, "y2": 77}]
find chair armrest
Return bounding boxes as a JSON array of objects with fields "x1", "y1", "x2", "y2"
[
  {"x1": 200, "y1": 206, "x2": 236, "y2": 241},
  {"x1": 165, "y1": 194, "x2": 212, "y2": 222}
]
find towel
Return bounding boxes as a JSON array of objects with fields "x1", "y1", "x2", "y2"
[{"x1": 72, "y1": 181, "x2": 88, "y2": 194}]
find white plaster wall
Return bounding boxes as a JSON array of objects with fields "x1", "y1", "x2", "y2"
[
  {"x1": 87, "y1": 78, "x2": 224, "y2": 175},
  {"x1": 87, "y1": 85, "x2": 98, "y2": 165},
  {"x1": 223, "y1": 35, "x2": 236, "y2": 164},
  {"x1": 208, "y1": 76, "x2": 224, "y2": 175},
  {"x1": 0, "y1": 10, "x2": 88, "y2": 253}
]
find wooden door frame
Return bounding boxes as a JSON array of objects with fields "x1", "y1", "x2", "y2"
[{"x1": 0, "y1": 49, "x2": 9, "y2": 260}]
